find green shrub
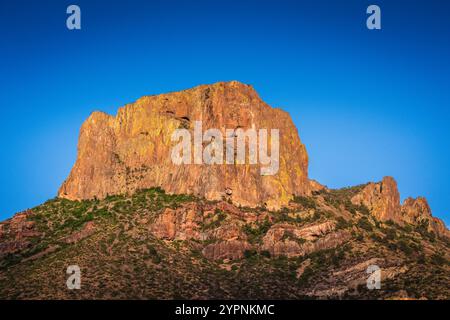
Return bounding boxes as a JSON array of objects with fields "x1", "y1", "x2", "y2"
[
  {"x1": 358, "y1": 204, "x2": 370, "y2": 216},
  {"x1": 336, "y1": 217, "x2": 351, "y2": 229},
  {"x1": 430, "y1": 253, "x2": 447, "y2": 266},
  {"x1": 384, "y1": 228, "x2": 396, "y2": 241},
  {"x1": 344, "y1": 200, "x2": 358, "y2": 214},
  {"x1": 94, "y1": 207, "x2": 110, "y2": 218},
  {"x1": 292, "y1": 196, "x2": 316, "y2": 209},
  {"x1": 260, "y1": 250, "x2": 271, "y2": 258},
  {"x1": 244, "y1": 249, "x2": 258, "y2": 259},
  {"x1": 298, "y1": 266, "x2": 314, "y2": 286},
  {"x1": 397, "y1": 239, "x2": 413, "y2": 255},
  {"x1": 243, "y1": 218, "x2": 272, "y2": 243},
  {"x1": 147, "y1": 245, "x2": 161, "y2": 264},
  {"x1": 202, "y1": 210, "x2": 226, "y2": 230},
  {"x1": 357, "y1": 217, "x2": 373, "y2": 231}
]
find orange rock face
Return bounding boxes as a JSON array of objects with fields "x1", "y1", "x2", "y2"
[
  {"x1": 0, "y1": 210, "x2": 40, "y2": 256},
  {"x1": 309, "y1": 179, "x2": 327, "y2": 192},
  {"x1": 261, "y1": 223, "x2": 349, "y2": 258},
  {"x1": 401, "y1": 197, "x2": 449, "y2": 237},
  {"x1": 351, "y1": 177, "x2": 448, "y2": 237},
  {"x1": 351, "y1": 176, "x2": 401, "y2": 222},
  {"x1": 202, "y1": 240, "x2": 252, "y2": 261},
  {"x1": 401, "y1": 197, "x2": 432, "y2": 224},
  {"x1": 149, "y1": 204, "x2": 204, "y2": 241},
  {"x1": 59, "y1": 81, "x2": 310, "y2": 209}
]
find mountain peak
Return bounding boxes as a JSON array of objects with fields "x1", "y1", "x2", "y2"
[{"x1": 59, "y1": 82, "x2": 310, "y2": 209}]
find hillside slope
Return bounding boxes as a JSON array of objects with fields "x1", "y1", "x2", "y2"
[{"x1": 1, "y1": 183, "x2": 448, "y2": 299}]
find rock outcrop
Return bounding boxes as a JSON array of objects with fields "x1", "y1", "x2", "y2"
[
  {"x1": 401, "y1": 197, "x2": 448, "y2": 237},
  {"x1": 146, "y1": 201, "x2": 352, "y2": 260},
  {"x1": 261, "y1": 222, "x2": 348, "y2": 258},
  {"x1": 309, "y1": 179, "x2": 327, "y2": 192},
  {"x1": 0, "y1": 210, "x2": 40, "y2": 256},
  {"x1": 351, "y1": 176, "x2": 448, "y2": 237},
  {"x1": 59, "y1": 81, "x2": 310, "y2": 210},
  {"x1": 351, "y1": 176, "x2": 401, "y2": 222},
  {"x1": 64, "y1": 221, "x2": 96, "y2": 244},
  {"x1": 202, "y1": 240, "x2": 252, "y2": 261},
  {"x1": 149, "y1": 204, "x2": 204, "y2": 241}
]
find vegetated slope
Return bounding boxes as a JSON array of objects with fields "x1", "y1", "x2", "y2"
[{"x1": 0, "y1": 185, "x2": 448, "y2": 300}]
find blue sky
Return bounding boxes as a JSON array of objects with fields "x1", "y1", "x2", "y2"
[{"x1": 0, "y1": 0, "x2": 449, "y2": 225}]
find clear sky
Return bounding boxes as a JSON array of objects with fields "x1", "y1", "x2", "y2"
[{"x1": 0, "y1": 0, "x2": 449, "y2": 225}]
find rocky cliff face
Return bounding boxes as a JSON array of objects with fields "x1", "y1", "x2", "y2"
[
  {"x1": 351, "y1": 177, "x2": 401, "y2": 222},
  {"x1": 59, "y1": 81, "x2": 309, "y2": 210},
  {"x1": 351, "y1": 176, "x2": 448, "y2": 237},
  {"x1": 401, "y1": 197, "x2": 448, "y2": 237}
]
